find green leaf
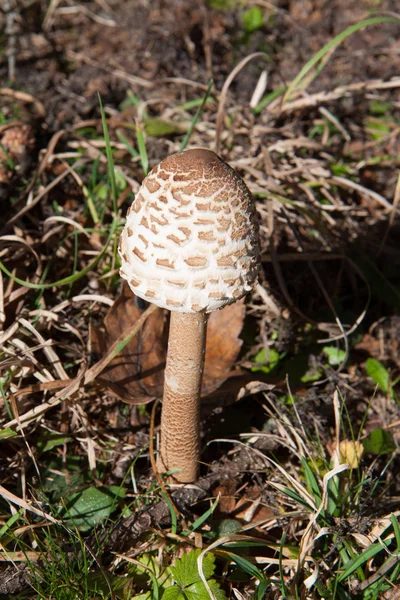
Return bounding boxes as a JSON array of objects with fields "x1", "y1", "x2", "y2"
[
  {"x1": 251, "y1": 348, "x2": 280, "y2": 374},
  {"x1": 41, "y1": 455, "x2": 91, "y2": 500},
  {"x1": 87, "y1": 571, "x2": 133, "y2": 599},
  {"x1": 365, "y1": 358, "x2": 392, "y2": 395},
  {"x1": 300, "y1": 366, "x2": 323, "y2": 383},
  {"x1": 253, "y1": 85, "x2": 286, "y2": 114},
  {"x1": 171, "y1": 549, "x2": 215, "y2": 588},
  {"x1": 301, "y1": 458, "x2": 322, "y2": 504},
  {"x1": 370, "y1": 100, "x2": 390, "y2": 116},
  {"x1": 36, "y1": 432, "x2": 72, "y2": 454},
  {"x1": 322, "y1": 346, "x2": 346, "y2": 367},
  {"x1": 61, "y1": 485, "x2": 125, "y2": 531},
  {"x1": 242, "y1": 7, "x2": 264, "y2": 33},
  {"x1": 362, "y1": 429, "x2": 396, "y2": 455},
  {"x1": 163, "y1": 550, "x2": 226, "y2": 600},
  {"x1": 0, "y1": 427, "x2": 17, "y2": 440},
  {"x1": 254, "y1": 580, "x2": 270, "y2": 600},
  {"x1": 144, "y1": 118, "x2": 188, "y2": 137},
  {"x1": 186, "y1": 580, "x2": 227, "y2": 600},
  {"x1": 0, "y1": 508, "x2": 24, "y2": 538},
  {"x1": 391, "y1": 513, "x2": 400, "y2": 548},
  {"x1": 278, "y1": 487, "x2": 315, "y2": 512},
  {"x1": 99, "y1": 94, "x2": 117, "y2": 213},
  {"x1": 162, "y1": 587, "x2": 184, "y2": 600},
  {"x1": 126, "y1": 553, "x2": 162, "y2": 582},
  {"x1": 207, "y1": 0, "x2": 238, "y2": 9}
]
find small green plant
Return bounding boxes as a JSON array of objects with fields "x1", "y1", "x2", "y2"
[
  {"x1": 162, "y1": 549, "x2": 226, "y2": 600},
  {"x1": 251, "y1": 346, "x2": 281, "y2": 374},
  {"x1": 365, "y1": 357, "x2": 398, "y2": 399},
  {"x1": 27, "y1": 528, "x2": 99, "y2": 600},
  {"x1": 93, "y1": 548, "x2": 227, "y2": 600},
  {"x1": 242, "y1": 6, "x2": 264, "y2": 34},
  {"x1": 362, "y1": 428, "x2": 396, "y2": 455}
]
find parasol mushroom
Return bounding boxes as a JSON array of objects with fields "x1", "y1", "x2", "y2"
[{"x1": 119, "y1": 148, "x2": 260, "y2": 482}]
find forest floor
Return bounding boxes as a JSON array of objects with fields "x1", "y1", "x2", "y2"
[{"x1": 0, "y1": 0, "x2": 400, "y2": 598}]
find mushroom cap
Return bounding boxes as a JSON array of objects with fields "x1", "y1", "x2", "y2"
[{"x1": 119, "y1": 148, "x2": 260, "y2": 313}]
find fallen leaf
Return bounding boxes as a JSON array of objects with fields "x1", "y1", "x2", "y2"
[
  {"x1": 339, "y1": 440, "x2": 364, "y2": 469},
  {"x1": 143, "y1": 118, "x2": 189, "y2": 137},
  {"x1": 90, "y1": 282, "x2": 167, "y2": 404},
  {"x1": 203, "y1": 299, "x2": 246, "y2": 395},
  {"x1": 90, "y1": 284, "x2": 246, "y2": 404},
  {"x1": 213, "y1": 479, "x2": 238, "y2": 515}
]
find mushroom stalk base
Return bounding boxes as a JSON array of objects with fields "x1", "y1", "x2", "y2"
[{"x1": 158, "y1": 311, "x2": 208, "y2": 483}]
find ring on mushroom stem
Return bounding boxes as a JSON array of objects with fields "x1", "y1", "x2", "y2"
[{"x1": 119, "y1": 148, "x2": 260, "y2": 483}]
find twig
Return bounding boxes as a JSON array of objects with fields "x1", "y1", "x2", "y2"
[{"x1": 267, "y1": 77, "x2": 400, "y2": 116}]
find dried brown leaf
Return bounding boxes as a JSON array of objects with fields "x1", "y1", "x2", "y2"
[
  {"x1": 203, "y1": 299, "x2": 246, "y2": 395},
  {"x1": 90, "y1": 282, "x2": 166, "y2": 404},
  {"x1": 90, "y1": 283, "x2": 246, "y2": 404}
]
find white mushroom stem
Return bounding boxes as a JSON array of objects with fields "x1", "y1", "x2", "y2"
[{"x1": 158, "y1": 311, "x2": 208, "y2": 483}]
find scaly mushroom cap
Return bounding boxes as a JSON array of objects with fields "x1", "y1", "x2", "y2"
[{"x1": 119, "y1": 148, "x2": 260, "y2": 313}]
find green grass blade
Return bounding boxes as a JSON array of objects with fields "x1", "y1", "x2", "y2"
[
  {"x1": 98, "y1": 94, "x2": 118, "y2": 214},
  {"x1": 283, "y1": 17, "x2": 398, "y2": 103},
  {"x1": 179, "y1": 97, "x2": 214, "y2": 111},
  {"x1": 278, "y1": 486, "x2": 316, "y2": 512},
  {"x1": 391, "y1": 513, "x2": 400, "y2": 549},
  {"x1": 85, "y1": 190, "x2": 100, "y2": 225},
  {"x1": 223, "y1": 550, "x2": 267, "y2": 581},
  {"x1": 253, "y1": 85, "x2": 286, "y2": 114},
  {"x1": 136, "y1": 125, "x2": 149, "y2": 176},
  {"x1": 278, "y1": 532, "x2": 289, "y2": 597},
  {"x1": 190, "y1": 496, "x2": 219, "y2": 532},
  {"x1": 160, "y1": 491, "x2": 177, "y2": 536},
  {"x1": 116, "y1": 130, "x2": 139, "y2": 159},
  {"x1": 254, "y1": 579, "x2": 269, "y2": 600},
  {"x1": 301, "y1": 457, "x2": 322, "y2": 505},
  {"x1": 0, "y1": 508, "x2": 24, "y2": 538},
  {"x1": 338, "y1": 541, "x2": 389, "y2": 582},
  {"x1": 179, "y1": 79, "x2": 213, "y2": 152}
]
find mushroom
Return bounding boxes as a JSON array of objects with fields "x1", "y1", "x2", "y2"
[{"x1": 119, "y1": 148, "x2": 260, "y2": 482}]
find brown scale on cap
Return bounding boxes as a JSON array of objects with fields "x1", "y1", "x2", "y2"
[
  {"x1": 184, "y1": 256, "x2": 208, "y2": 267},
  {"x1": 198, "y1": 231, "x2": 216, "y2": 242},
  {"x1": 132, "y1": 247, "x2": 146, "y2": 262},
  {"x1": 179, "y1": 227, "x2": 191, "y2": 238},
  {"x1": 167, "y1": 234, "x2": 185, "y2": 245},
  {"x1": 145, "y1": 179, "x2": 161, "y2": 193},
  {"x1": 156, "y1": 258, "x2": 175, "y2": 269}
]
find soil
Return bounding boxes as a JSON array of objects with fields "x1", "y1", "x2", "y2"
[{"x1": 2, "y1": 1, "x2": 400, "y2": 129}]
